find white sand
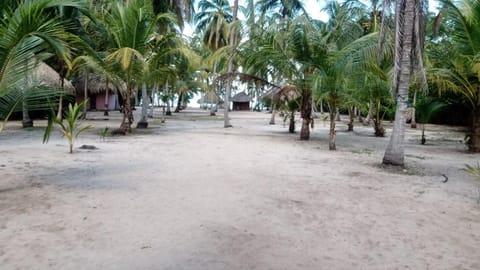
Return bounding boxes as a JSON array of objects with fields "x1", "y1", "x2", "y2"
[{"x1": 1, "y1": 108, "x2": 479, "y2": 269}]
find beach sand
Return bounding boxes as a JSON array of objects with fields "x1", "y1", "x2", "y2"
[{"x1": 1, "y1": 108, "x2": 479, "y2": 269}]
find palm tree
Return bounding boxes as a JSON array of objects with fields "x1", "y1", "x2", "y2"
[
  {"x1": 104, "y1": 0, "x2": 156, "y2": 133},
  {"x1": 382, "y1": 0, "x2": 428, "y2": 166},
  {"x1": 152, "y1": 0, "x2": 194, "y2": 30},
  {"x1": 223, "y1": 0, "x2": 240, "y2": 128},
  {"x1": 257, "y1": 0, "x2": 306, "y2": 20},
  {"x1": 427, "y1": 0, "x2": 480, "y2": 152},
  {"x1": 195, "y1": 0, "x2": 232, "y2": 117},
  {"x1": 0, "y1": 0, "x2": 83, "y2": 129}
]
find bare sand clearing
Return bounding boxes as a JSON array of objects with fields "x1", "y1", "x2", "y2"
[{"x1": 1, "y1": 108, "x2": 480, "y2": 270}]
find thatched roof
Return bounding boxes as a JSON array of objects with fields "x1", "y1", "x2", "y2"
[
  {"x1": 232, "y1": 92, "x2": 251, "y2": 102},
  {"x1": 258, "y1": 87, "x2": 282, "y2": 101},
  {"x1": 198, "y1": 91, "x2": 221, "y2": 104},
  {"x1": 258, "y1": 85, "x2": 297, "y2": 101},
  {"x1": 215, "y1": 72, "x2": 280, "y2": 89},
  {"x1": 32, "y1": 62, "x2": 74, "y2": 91},
  {"x1": 73, "y1": 73, "x2": 118, "y2": 94}
]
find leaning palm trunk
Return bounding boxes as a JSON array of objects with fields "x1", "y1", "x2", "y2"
[
  {"x1": 383, "y1": 0, "x2": 417, "y2": 166},
  {"x1": 300, "y1": 88, "x2": 312, "y2": 140}
]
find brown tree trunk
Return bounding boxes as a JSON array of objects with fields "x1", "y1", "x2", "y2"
[
  {"x1": 329, "y1": 108, "x2": 336, "y2": 150},
  {"x1": 373, "y1": 99, "x2": 385, "y2": 137},
  {"x1": 175, "y1": 92, "x2": 183, "y2": 112},
  {"x1": 300, "y1": 88, "x2": 312, "y2": 140},
  {"x1": 468, "y1": 108, "x2": 480, "y2": 152},
  {"x1": 289, "y1": 112, "x2": 295, "y2": 133},
  {"x1": 120, "y1": 87, "x2": 133, "y2": 133},
  {"x1": 347, "y1": 107, "x2": 354, "y2": 131}
]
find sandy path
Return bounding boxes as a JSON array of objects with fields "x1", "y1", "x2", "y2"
[{"x1": 1, "y1": 108, "x2": 479, "y2": 269}]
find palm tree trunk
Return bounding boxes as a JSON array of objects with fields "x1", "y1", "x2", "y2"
[
  {"x1": 468, "y1": 108, "x2": 480, "y2": 152},
  {"x1": 347, "y1": 107, "x2": 354, "y2": 131},
  {"x1": 335, "y1": 108, "x2": 341, "y2": 121},
  {"x1": 223, "y1": 0, "x2": 238, "y2": 128},
  {"x1": 363, "y1": 99, "x2": 373, "y2": 125},
  {"x1": 22, "y1": 61, "x2": 33, "y2": 128},
  {"x1": 165, "y1": 81, "x2": 172, "y2": 116},
  {"x1": 137, "y1": 83, "x2": 148, "y2": 128},
  {"x1": 22, "y1": 99, "x2": 33, "y2": 128},
  {"x1": 83, "y1": 73, "x2": 88, "y2": 118},
  {"x1": 175, "y1": 92, "x2": 183, "y2": 112},
  {"x1": 410, "y1": 88, "x2": 417, "y2": 128},
  {"x1": 329, "y1": 106, "x2": 336, "y2": 150},
  {"x1": 56, "y1": 62, "x2": 66, "y2": 120},
  {"x1": 149, "y1": 84, "x2": 157, "y2": 118},
  {"x1": 383, "y1": 0, "x2": 417, "y2": 166},
  {"x1": 120, "y1": 86, "x2": 133, "y2": 133},
  {"x1": 104, "y1": 79, "x2": 109, "y2": 116},
  {"x1": 210, "y1": 62, "x2": 218, "y2": 116},
  {"x1": 300, "y1": 88, "x2": 312, "y2": 140},
  {"x1": 374, "y1": 99, "x2": 385, "y2": 137},
  {"x1": 269, "y1": 103, "x2": 276, "y2": 125},
  {"x1": 289, "y1": 111, "x2": 295, "y2": 133}
]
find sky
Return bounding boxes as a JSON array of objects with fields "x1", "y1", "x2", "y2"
[{"x1": 184, "y1": 0, "x2": 440, "y2": 36}]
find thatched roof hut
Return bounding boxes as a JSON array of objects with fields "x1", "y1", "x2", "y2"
[
  {"x1": 32, "y1": 62, "x2": 74, "y2": 91},
  {"x1": 231, "y1": 91, "x2": 251, "y2": 111},
  {"x1": 197, "y1": 91, "x2": 221, "y2": 105},
  {"x1": 232, "y1": 92, "x2": 251, "y2": 103},
  {"x1": 73, "y1": 73, "x2": 118, "y2": 95}
]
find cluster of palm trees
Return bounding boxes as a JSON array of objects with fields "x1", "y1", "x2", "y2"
[{"x1": 1, "y1": 0, "x2": 480, "y2": 165}]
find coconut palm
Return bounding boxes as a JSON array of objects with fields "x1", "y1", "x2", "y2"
[
  {"x1": 0, "y1": 0, "x2": 85, "y2": 130},
  {"x1": 152, "y1": 0, "x2": 194, "y2": 30},
  {"x1": 194, "y1": 0, "x2": 232, "y2": 117},
  {"x1": 257, "y1": 0, "x2": 306, "y2": 20},
  {"x1": 44, "y1": 100, "x2": 93, "y2": 154},
  {"x1": 427, "y1": 0, "x2": 480, "y2": 152},
  {"x1": 104, "y1": 0, "x2": 157, "y2": 133},
  {"x1": 382, "y1": 0, "x2": 428, "y2": 166},
  {"x1": 195, "y1": 0, "x2": 232, "y2": 52}
]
